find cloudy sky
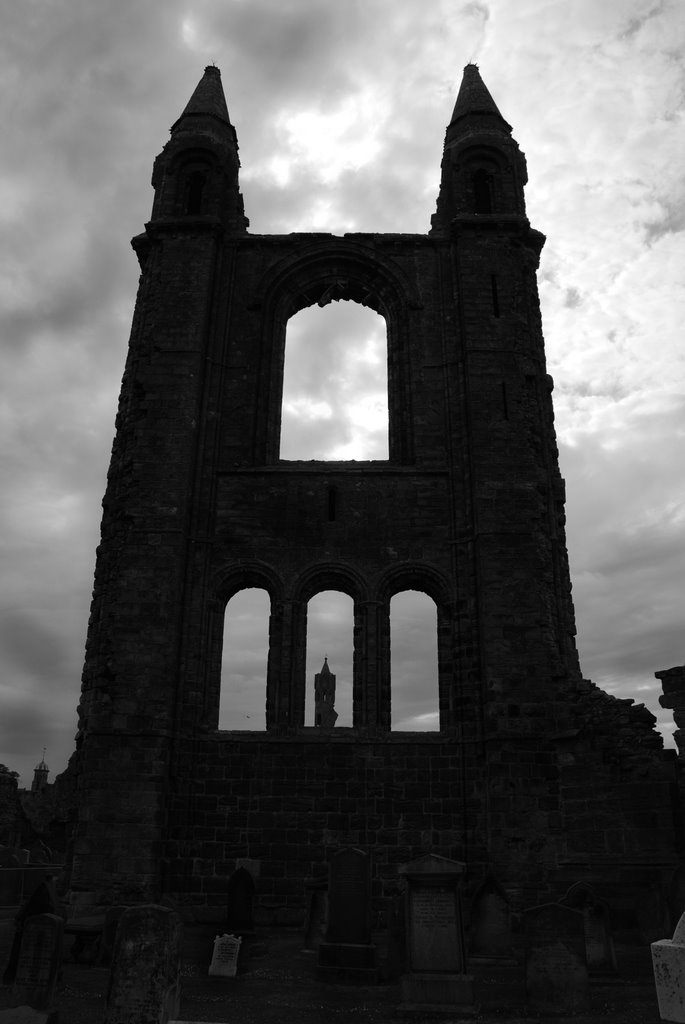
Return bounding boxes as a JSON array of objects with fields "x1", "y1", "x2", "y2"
[{"x1": 1, "y1": 0, "x2": 684, "y2": 785}]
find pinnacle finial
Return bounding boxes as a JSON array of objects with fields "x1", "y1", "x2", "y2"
[
  {"x1": 449, "y1": 64, "x2": 510, "y2": 132},
  {"x1": 176, "y1": 65, "x2": 232, "y2": 126}
]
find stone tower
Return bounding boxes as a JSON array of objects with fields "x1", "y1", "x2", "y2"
[
  {"x1": 71, "y1": 65, "x2": 680, "y2": 917},
  {"x1": 31, "y1": 752, "x2": 49, "y2": 794},
  {"x1": 314, "y1": 658, "x2": 338, "y2": 729}
]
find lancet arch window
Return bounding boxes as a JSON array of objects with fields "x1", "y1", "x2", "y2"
[
  {"x1": 172, "y1": 149, "x2": 217, "y2": 217},
  {"x1": 256, "y1": 248, "x2": 417, "y2": 467},
  {"x1": 280, "y1": 300, "x2": 389, "y2": 461}
]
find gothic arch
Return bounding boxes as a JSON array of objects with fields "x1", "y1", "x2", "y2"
[
  {"x1": 376, "y1": 562, "x2": 452, "y2": 607},
  {"x1": 291, "y1": 561, "x2": 369, "y2": 605},
  {"x1": 208, "y1": 562, "x2": 283, "y2": 732},
  {"x1": 376, "y1": 563, "x2": 454, "y2": 733},
  {"x1": 213, "y1": 561, "x2": 284, "y2": 605},
  {"x1": 253, "y1": 240, "x2": 420, "y2": 464},
  {"x1": 288, "y1": 562, "x2": 367, "y2": 730}
]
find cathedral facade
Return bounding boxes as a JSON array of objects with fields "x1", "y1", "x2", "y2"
[{"x1": 70, "y1": 65, "x2": 681, "y2": 925}]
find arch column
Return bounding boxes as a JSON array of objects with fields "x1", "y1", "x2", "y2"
[{"x1": 359, "y1": 600, "x2": 390, "y2": 733}]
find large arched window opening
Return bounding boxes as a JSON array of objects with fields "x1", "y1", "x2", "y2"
[
  {"x1": 280, "y1": 301, "x2": 388, "y2": 460},
  {"x1": 219, "y1": 588, "x2": 270, "y2": 730},
  {"x1": 304, "y1": 590, "x2": 353, "y2": 727},
  {"x1": 390, "y1": 590, "x2": 439, "y2": 731}
]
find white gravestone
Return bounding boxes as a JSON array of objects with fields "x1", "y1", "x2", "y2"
[
  {"x1": 208, "y1": 934, "x2": 241, "y2": 978},
  {"x1": 652, "y1": 911, "x2": 685, "y2": 1021}
]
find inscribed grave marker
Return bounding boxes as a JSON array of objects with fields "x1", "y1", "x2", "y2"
[
  {"x1": 325, "y1": 847, "x2": 371, "y2": 945},
  {"x1": 317, "y1": 848, "x2": 377, "y2": 982},
  {"x1": 651, "y1": 909, "x2": 685, "y2": 1022},
  {"x1": 103, "y1": 904, "x2": 181, "y2": 1024},
  {"x1": 11, "y1": 913, "x2": 62, "y2": 1013},
  {"x1": 523, "y1": 902, "x2": 590, "y2": 1013},
  {"x1": 400, "y1": 854, "x2": 474, "y2": 1012},
  {"x1": 208, "y1": 933, "x2": 241, "y2": 977}
]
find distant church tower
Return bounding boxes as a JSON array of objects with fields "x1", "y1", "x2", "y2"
[
  {"x1": 69, "y1": 64, "x2": 680, "y2": 914},
  {"x1": 31, "y1": 751, "x2": 49, "y2": 793},
  {"x1": 314, "y1": 658, "x2": 338, "y2": 728}
]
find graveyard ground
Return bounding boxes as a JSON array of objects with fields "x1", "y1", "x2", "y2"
[{"x1": 0, "y1": 917, "x2": 665, "y2": 1023}]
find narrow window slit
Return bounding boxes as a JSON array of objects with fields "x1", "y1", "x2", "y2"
[
  {"x1": 490, "y1": 274, "x2": 500, "y2": 318},
  {"x1": 501, "y1": 381, "x2": 509, "y2": 420},
  {"x1": 327, "y1": 486, "x2": 337, "y2": 521}
]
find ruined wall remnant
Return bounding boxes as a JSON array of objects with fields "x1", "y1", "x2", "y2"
[{"x1": 69, "y1": 64, "x2": 682, "y2": 922}]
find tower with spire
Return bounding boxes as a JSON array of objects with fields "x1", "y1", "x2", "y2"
[
  {"x1": 314, "y1": 658, "x2": 338, "y2": 729},
  {"x1": 70, "y1": 64, "x2": 679, "y2": 919},
  {"x1": 31, "y1": 750, "x2": 49, "y2": 793}
]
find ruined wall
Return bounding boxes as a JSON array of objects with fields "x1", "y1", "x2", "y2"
[{"x1": 70, "y1": 66, "x2": 683, "y2": 920}]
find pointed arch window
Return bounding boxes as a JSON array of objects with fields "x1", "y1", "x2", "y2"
[
  {"x1": 219, "y1": 588, "x2": 270, "y2": 729},
  {"x1": 390, "y1": 590, "x2": 440, "y2": 731},
  {"x1": 280, "y1": 301, "x2": 389, "y2": 460},
  {"x1": 304, "y1": 591, "x2": 353, "y2": 727}
]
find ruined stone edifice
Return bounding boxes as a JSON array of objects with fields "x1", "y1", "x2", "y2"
[{"x1": 70, "y1": 65, "x2": 683, "y2": 927}]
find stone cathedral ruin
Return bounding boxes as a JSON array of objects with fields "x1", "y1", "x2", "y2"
[{"x1": 69, "y1": 64, "x2": 683, "y2": 933}]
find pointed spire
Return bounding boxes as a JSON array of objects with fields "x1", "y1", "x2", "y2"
[
  {"x1": 174, "y1": 65, "x2": 232, "y2": 129},
  {"x1": 449, "y1": 64, "x2": 511, "y2": 133},
  {"x1": 320, "y1": 657, "x2": 331, "y2": 675}
]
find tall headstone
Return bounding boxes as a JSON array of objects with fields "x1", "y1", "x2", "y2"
[
  {"x1": 103, "y1": 904, "x2": 182, "y2": 1024},
  {"x1": 317, "y1": 848, "x2": 377, "y2": 982},
  {"x1": 523, "y1": 902, "x2": 590, "y2": 1014},
  {"x1": 470, "y1": 875, "x2": 514, "y2": 962},
  {"x1": 560, "y1": 882, "x2": 617, "y2": 976},
  {"x1": 3, "y1": 875, "x2": 57, "y2": 986},
  {"x1": 226, "y1": 867, "x2": 255, "y2": 935},
  {"x1": 11, "y1": 913, "x2": 63, "y2": 1013},
  {"x1": 652, "y1": 909, "x2": 685, "y2": 1022},
  {"x1": 399, "y1": 854, "x2": 475, "y2": 1012}
]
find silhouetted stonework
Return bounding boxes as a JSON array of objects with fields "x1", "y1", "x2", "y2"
[{"x1": 70, "y1": 65, "x2": 682, "y2": 924}]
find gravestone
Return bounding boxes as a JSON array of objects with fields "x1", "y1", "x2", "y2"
[
  {"x1": 103, "y1": 904, "x2": 181, "y2": 1024},
  {"x1": 560, "y1": 882, "x2": 617, "y2": 976},
  {"x1": 3, "y1": 876, "x2": 58, "y2": 986},
  {"x1": 11, "y1": 913, "x2": 63, "y2": 1013},
  {"x1": 523, "y1": 902, "x2": 590, "y2": 1014},
  {"x1": 303, "y1": 883, "x2": 328, "y2": 950},
  {"x1": 208, "y1": 933, "x2": 242, "y2": 977},
  {"x1": 470, "y1": 875, "x2": 514, "y2": 962},
  {"x1": 652, "y1": 909, "x2": 685, "y2": 1022},
  {"x1": 226, "y1": 867, "x2": 255, "y2": 935},
  {"x1": 399, "y1": 854, "x2": 475, "y2": 1012},
  {"x1": 317, "y1": 848, "x2": 377, "y2": 982}
]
